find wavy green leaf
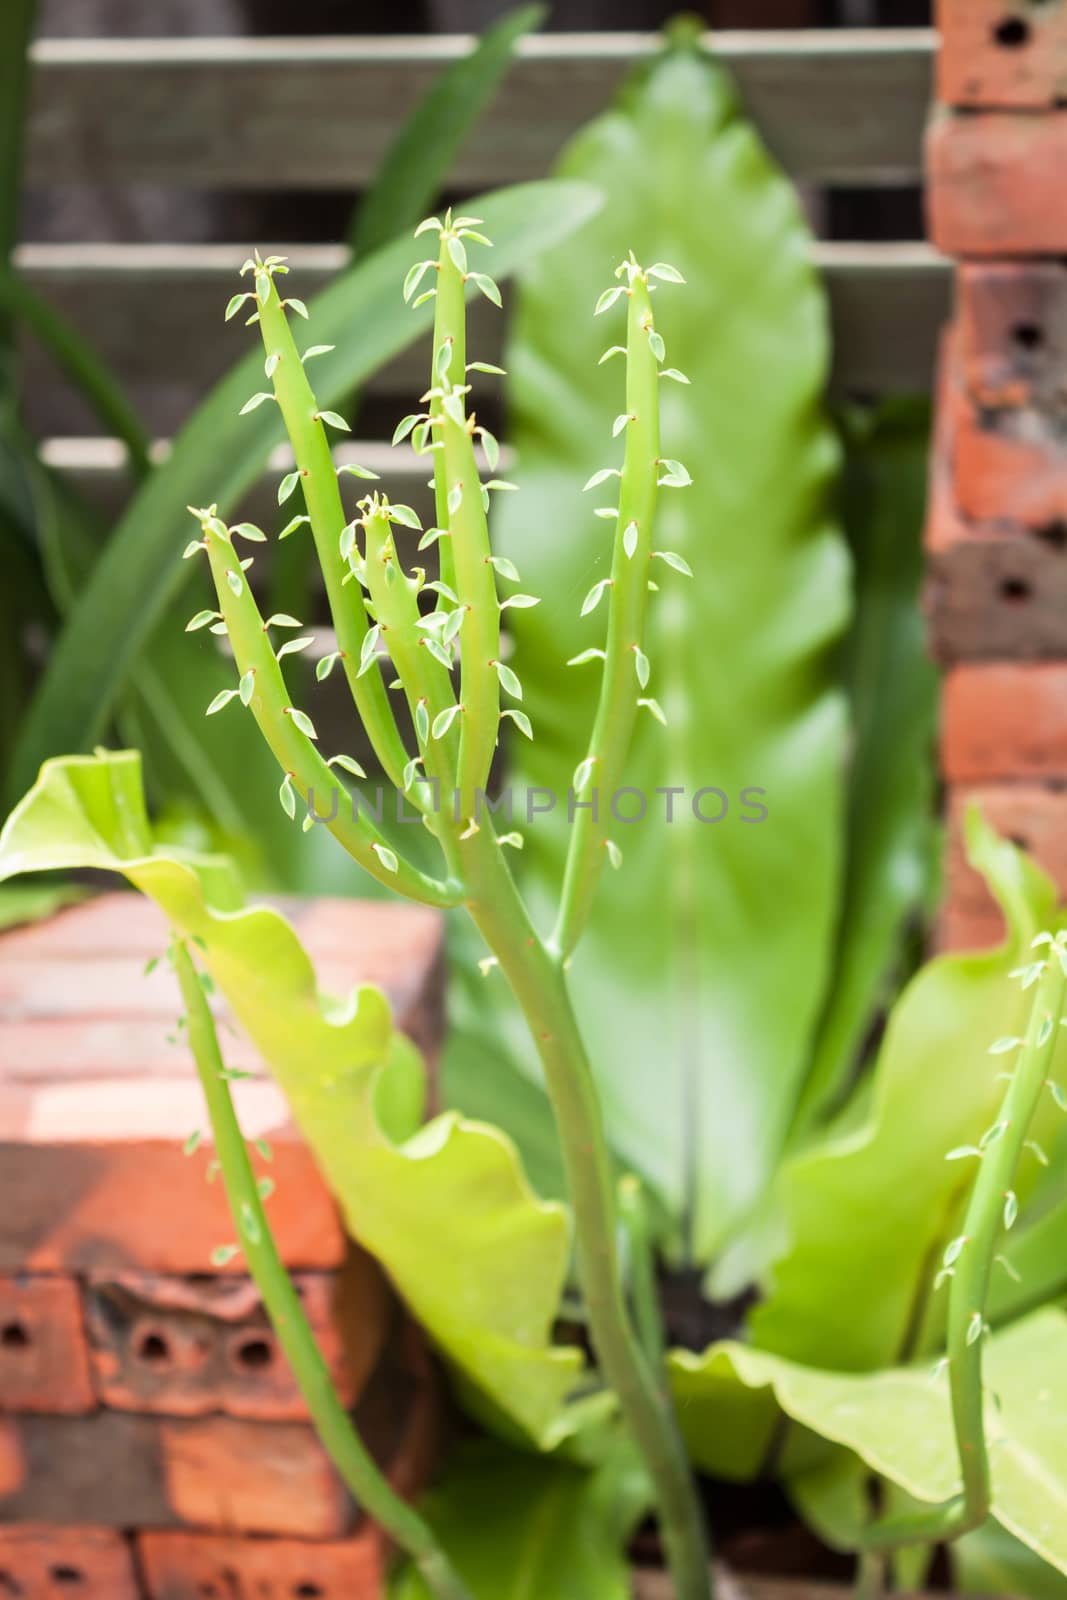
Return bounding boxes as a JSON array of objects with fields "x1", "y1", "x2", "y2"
[
  {"x1": 0, "y1": 748, "x2": 583, "y2": 1446},
  {"x1": 672, "y1": 1308, "x2": 1067, "y2": 1576},
  {"x1": 10, "y1": 179, "x2": 602, "y2": 803},
  {"x1": 451, "y1": 39, "x2": 849, "y2": 1272},
  {"x1": 389, "y1": 1440, "x2": 648, "y2": 1600},
  {"x1": 751, "y1": 807, "x2": 1064, "y2": 1372}
]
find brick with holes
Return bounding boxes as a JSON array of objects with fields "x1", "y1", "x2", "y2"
[
  {"x1": 924, "y1": 331, "x2": 1067, "y2": 661},
  {"x1": 137, "y1": 1526, "x2": 384, "y2": 1599},
  {"x1": 0, "y1": 1275, "x2": 94, "y2": 1413},
  {"x1": 84, "y1": 1255, "x2": 388, "y2": 1419},
  {"x1": 937, "y1": 0, "x2": 1067, "y2": 109},
  {"x1": 0, "y1": 1525, "x2": 140, "y2": 1599}
]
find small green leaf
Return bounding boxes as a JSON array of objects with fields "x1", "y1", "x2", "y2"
[
  {"x1": 210, "y1": 1244, "x2": 239, "y2": 1267},
  {"x1": 1049, "y1": 1081, "x2": 1067, "y2": 1112},
  {"x1": 648, "y1": 262, "x2": 685, "y2": 283},
  {"x1": 183, "y1": 1129, "x2": 202, "y2": 1156},
  {"x1": 612, "y1": 413, "x2": 631, "y2": 438},
  {"x1": 327, "y1": 753, "x2": 367, "y2": 779},
  {"x1": 239, "y1": 391, "x2": 274, "y2": 415},
  {"x1": 254, "y1": 1138, "x2": 273, "y2": 1162},
  {"x1": 658, "y1": 458, "x2": 692, "y2": 487},
  {"x1": 265, "y1": 613, "x2": 303, "y2": 629},
  {"x1": 373, "y1": 842, "x2": 399, "y2": 873},
  {"x1": 480, "y1": 427, "x2": 500, "y2": 471},
  {"x1": 403, "y1": 260, "x2": 434, "y2": 303},
  {"x1": 568, "y1": 648, "x2": 606, "y2": 667},
  {"x1": 278, "y1": 470, "x2": 301, "y2": 505},
  {"x1": 599, "y1": 345, "x2": 626, "y2": 363},
  {"x1": 206, "y1": 689, "x2": 238, "y2": 716},
  {"x1": 276, "y1": 636, "x2": 314, "y2": 661},
  {"x1": 414, "y1": 702, "x2": 430, "y2": 744},
  {"x1": 653, "y1": 550, "x2": 694, "y2": 577},
  {"x1": 581, "y1": 579, "x2": 610, "y2": 617},
  {"x1": 186, "y1": 610, "x2": 220, "y2": 633},
  {"x1": 316, "y1": 651, "x2": 342, "y2": 681},
  {"x1": 301, "y1": 344, "x2": 335, "y2": 363},
  {"x1": 278, "y1": 773, "x2": 296, "y2": 819},
  {"x1": 432, "y1": 704, "x2": 463, "y2": 740},
  {"x1": 488, "y1": 555, "x2": 520, "y2": 581},
  {"x1": 232, "y1": 522, "x2": 267, "y2": 542},
  {"x1": 257, "y1": 1176, "x2": 275, "y2": 1202},
  {"x1": 499, "y1": 594, "x2": 539, "y2": 611},
  {"x1": 337, "y1": 462, "x2": 381, "y2": 480},
  {"x1": 494, "y1": 661, "x2": 522, "y2": 700},
  {"x1": 448, "y1": 235, "x2": 469, "y2": 274},
  {"x1": 943, "y1": 1235, "x2": 968, "y2": 1267},
  {"x1": 317, "y1": 410, "x2": 350, "y2": 433},
  {"x1": 468, "y1": 361, "x2": 506, "y2": 376},
  {"x1": 388, "y1": 503, "x2": 423, "y2": 531},
  {"x1": 594, "y1": 286, "x2": 624, "y2": 315},
  {"x1": 501, "y1": 708, "x2": 533, "y2": 739},
  {"x1": 638, "y1": 697, "x2": 668, "y2": 726},
  {"x1": 448, "y1": 483, "x2": 463, "y2": 516},
  {"x1": 573, "y1": 756, "x2": 597, "y2": 792},
  {"x1": 584, "y1": 468, "x2": 621, "y2": 492},
  {"x1": 623, "y1": 521, "x2": 639, "y2": 560},
  {"x1": 469, "y1": 272, "x2": 502, "y2": 307},
  {"x1": 284, "y1": 297, "x2": 309, "y2": 320},
  {"x1": 1004, "y1": 1191, "x2": 1019, "y2": 1230},
  {"x1": 226, "y1": 569, "x2": 243, "y2": 596},
  {"x1": 224, "y1": 293, "x2": 251, "y2": 321},
  {"x1": 946, "y1": 1145, "x2": 983, "y2": 1162},
  {"x1": 647, "y1": 328, "x2": 665, "y2": 362},
  {"x1": 633, "y1": 647, "x2": 650, "y2": 689},
  {"x1": 288, "y1": 707, "x2": 318, "y2": 740},
  {"x1": 966, "y1": 1312, "x2": 984, "y2": 1347},
  {"x1": 358, "y1": 626, "x2": 382, "y2": 676},
  {"x1": 278, "y1": 514, "x2": 310, "y2": 540},
  {"x1": 1038, "y1": 1015, "x2": 1054, "y2": 1047},
  {"x1": 392, "y1": 414, "x2": 420, "y2": 446},
  {"x1": 605, "y1": 839, "x2": 622, "y2": 870},
  {"x1": 660, "y1": 367, "x2": 690, "y2": 384},
  {"x1": 238, "y1": 669, "x2": 256, "y2": 707}
]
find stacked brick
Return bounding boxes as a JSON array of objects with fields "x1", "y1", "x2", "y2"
[
  {"x1": 0, "y1": 893, "x2": 445, "y2": 1598},
  {"x1": 928, "y1": 1, "x2": 1067, "y2": 949}
]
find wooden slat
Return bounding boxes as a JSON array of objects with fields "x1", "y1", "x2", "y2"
[
  {"x1": 25, "y1": 30, "x2": 935, "y2": 190},
  {"x1": 15, "y1": 241, "x2": 951, "y2": 439}
]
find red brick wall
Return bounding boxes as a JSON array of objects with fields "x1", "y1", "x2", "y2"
[
  {"x1": 0, "y1": 894, "x2": 445, "y2": 1598},
  {"x1": 929, "y1": 3, "x2": 1067, "y2": 948}
]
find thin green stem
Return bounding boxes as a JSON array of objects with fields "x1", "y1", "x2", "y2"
[
  {"x1": 172, "y1": 939, "x2": 474, "y2": 1600},
  {"x1": 460, "y1": 828, "x2": 711, "y2": 1600},
  {"x1": 428, "y1": 221, "x2": 500, "y2": 818},
  {"x1": 198, "y1": 508, "x2": 462, "y2": 908},
  {"x1": 860, "y1": 940, "x2": 1067, "y2": 1553},
  {"x1": 253, "y1": 264, "x2": 411, "y2": 794},
  {"x1": 552, "y1": 268, "x2": 661, "y2": 959}
]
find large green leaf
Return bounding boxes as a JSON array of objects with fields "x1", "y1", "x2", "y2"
[
  {"x1": 0, "y1": 749, "x2": 585, "y2": 1447},
  {"x1": 750, "y1": 808, "x2": 1064, "y2": 1372},
  {"x1": 671, "y1": 1308, "x2": 1067, "y2": 1575},
  {"x1": 955, "y1": 1522, "x2": 1067, "y2": 1599},
  {"x1": 10, "y1": 179, "x2": 602, "y2": 803},
  {"x1": 450, "y1": 39, "x2": 849, "y2": 1270},
  {"x1": 793, "y1": 400, "x2": 939, "y2": 1133},
  {"x1": 389, "y1": 1440, "x2": 647, "y2": 1600}
]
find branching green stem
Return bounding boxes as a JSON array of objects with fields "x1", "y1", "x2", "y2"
[
  {"x1": 198, "y1": 509, "x2": 461, "y2": 908},
  {"x1": 254, "y1": 267, "x2": 411, "y2": 794},
  {"x1": 552, "y1": 269, "x2": 661, "y2": 959},
  {"x1": 172, "y1": 938, "x2": 474, "y2": 1600},
  {"x1": 859, "y1": 939, "x2": 1067, "y2": 1555}
]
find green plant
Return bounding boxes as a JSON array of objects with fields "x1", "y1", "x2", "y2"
[{"x1": 183, "y1": 220, "x2": 711, "y2": 1598}]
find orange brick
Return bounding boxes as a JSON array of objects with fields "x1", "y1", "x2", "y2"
[
  {"x1": 0, "y1": 1274, "x2": 94, "y2": 1413},
  {"x1": 85, "y1": 1255, "x2": 389, "y2": 1420},
  {"x1": 0, "y1": 1525, "x2": 140, "y2": 1598},
  {"x1": 942, "y1": 785, "x2": 1067, "y2": 949},
  {"x1": 0, "y1": 1410, "x2": 357, "y2": 1535},
  {"x1": 956, "y1": 263, "x2": 1067, "y2": 411},
  {"x1": 943, "y1": 665, "x2": 1067, "y2": 782},
  {"x1": 138, "y1": 1527, "x2": 384, "y2": 1599},
  {"x1": 0, "y1": 1076, "x2": 345, "y2": 1273},
  {"x1": 928, "y1": 110, "x2": 1067, "y2": 256},
  {"x1": 937, "y1": 0, "x2": 1067, "y2": 108}
]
